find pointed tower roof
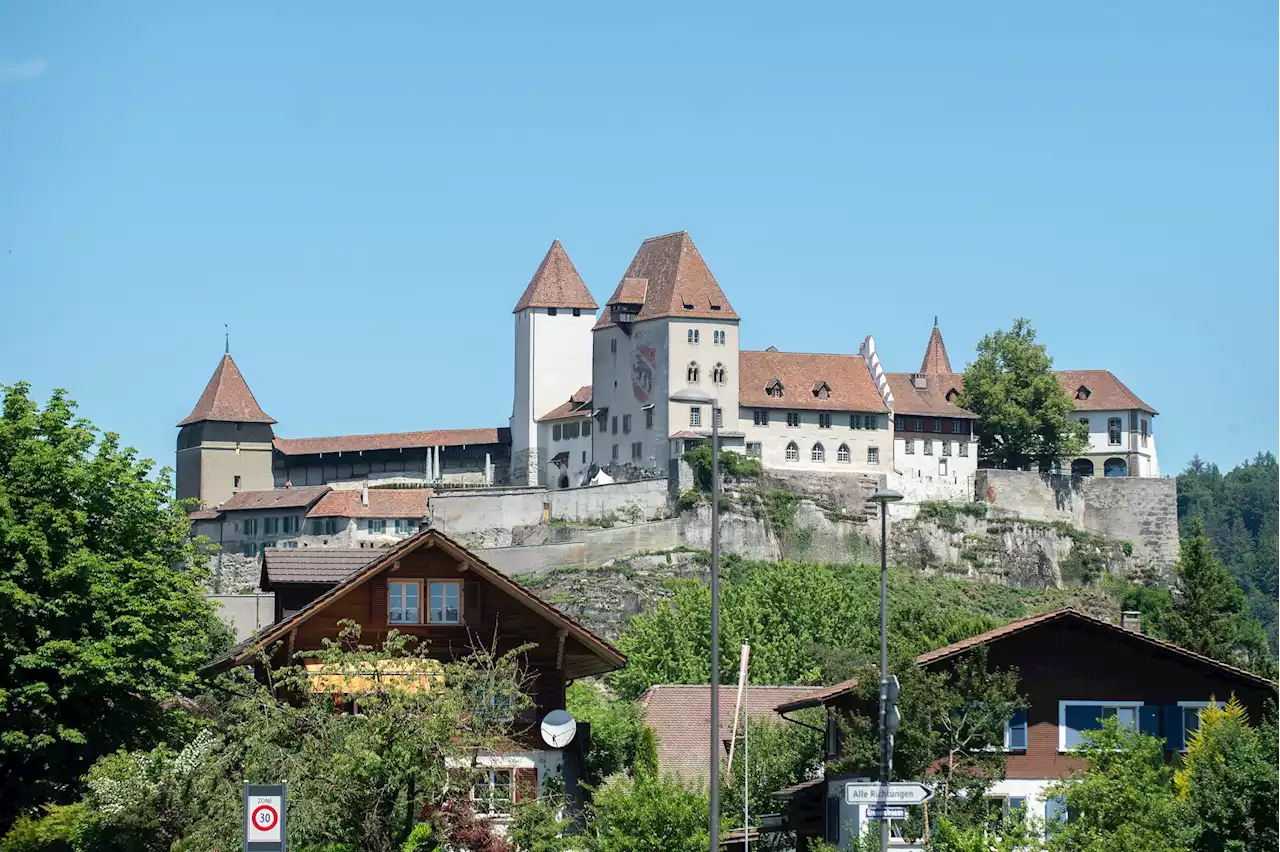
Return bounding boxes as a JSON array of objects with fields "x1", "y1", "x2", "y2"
[
  {"x1": 178, "y1": 354, "x2": 276, "y2": 426},
  {"x1": 594, "y1": 231, "x2": 738, "y2": 329},
  {"x1": 919, "y1": 321, "x2": 952, "y2": 375},
  {"x1": 512, "y1": 240, "x2": 598, "y2": 313}
]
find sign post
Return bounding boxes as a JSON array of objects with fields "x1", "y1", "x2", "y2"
[
  {"x1": 865, "y1": 805, "x2": 908, "y2": 821},
  {"x1": 244, "y1": 784, "x2": 287, "y2": 852},
  {"x1": 844, "y1": 782, "x2": 934, "y2": 806}
]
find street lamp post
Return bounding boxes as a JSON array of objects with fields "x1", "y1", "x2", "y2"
[
  {"x1": 868, "y1": 487, "x2": 903, "y2": 852},
  {"x1": 670, "y1": 387, "x2": 721, "y2": 851}
]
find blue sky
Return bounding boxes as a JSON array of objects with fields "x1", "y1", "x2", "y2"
[{"x1": 2, "y1": 1, "x2": 1275, "y2": 475}]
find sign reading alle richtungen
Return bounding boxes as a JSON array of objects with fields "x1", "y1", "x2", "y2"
[{"x1": 243, "y1": 783, "x2": 286, "y2": 852}]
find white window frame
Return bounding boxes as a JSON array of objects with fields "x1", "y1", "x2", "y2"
[
  {"x1": 690, "y1": 406, "x2": 702, "y2": 427},
  {"x1": 837, "y1": 444, "x2": 850, "y2": 464},
  {"x1": 427, "y1": 579, "x2": 462, "y2": 625},
  {"x1": 785, "y1": 441, "x2": 799, "y2": 462},
  {"x1": 867, "y1": 446, "x2": 879, "y2": 465},
  {"x1": 746, "y1": 442, "x2": 762, "y2": 458},
  {"x1": 1175, "y1": 700, "x2": 1223, "y2": 752},
  {"x1": 389, "y1": 579, "x2": 422, "y2": 625},
  {"x1": 1058, "y1": 700, "x2": 1143, "y2": 752},
  {"x1": 470, "y1": 768, "x2": 514, "y2": 817},
  {"x1": 811, "y1": 443, "x2": 825, "y2": 463}
]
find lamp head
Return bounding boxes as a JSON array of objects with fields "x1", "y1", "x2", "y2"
[{"x1": 869, "y1": 488, "x2": 904, "y2": 505}]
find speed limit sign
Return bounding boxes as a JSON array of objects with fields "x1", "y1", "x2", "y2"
[{"x1": 243, "y1": 784, "x2": 286, "y2": 852}]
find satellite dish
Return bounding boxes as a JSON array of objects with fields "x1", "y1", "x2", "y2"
[{"x1": 540, "y1": 709, "x2": 577, "y2": 748}]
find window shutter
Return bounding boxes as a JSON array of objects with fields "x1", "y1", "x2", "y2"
[
  {"x1": 513, "y1": 767, "x2": 538, "y2": 803},
  {"x1": 824, "y1": 797, "x2": 841, "y2": 844},
  {"x1": 1163, "y1": 705, "x2": 1185, "y2": 751},
  {"x1": 1139, "y1": 706, "x2": 1160, "y2": 737},
  {"x1": 371, "y1": 576, "x2": 387, "y2": 625},
  {"x1": 1008, "y1": 709, "x2": 1028, "y2": 750},
  {"x1": 464, "y1": 580, "x2": 481, "y2": 626}
]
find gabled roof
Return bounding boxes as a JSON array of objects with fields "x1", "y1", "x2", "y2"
[
  {"x1": 538, "y1": 386, "x2": 593, "y2": 422},
  {"x1": 920, "y1": 324, "x2": 952, "y2": 374},
  {"x1": 594, "y1": 232, "x2": 738, "y2": 329},
  {"x1": 307, "y1": 488, "x2": 432, "y2": 519},
  {"x1": 638, "y1": 684, "x2": 820, "y2": 779},
  {"x1": 512, "y1": 240, "x2": 598, "y2": 313},
  {"x1": 1055, "y1": 370, "x2": 1158, "y2": 415},
  {"x1": 274, "y1": 427, "x2": 509, "y2": 456},
  {"x1": 739, "y1": 350, "x2": 887, "y2": 412},
  {"x1": 178, "y1": 354, "x2": 276, "y2": 426},
  {"x1": 884, "y1": 373, "x2": 974, "y2": 419},
  {"x1": 216, "y1": 485, "x2": 331, "y2": 512},
  {"x1": 773, "y1": 609, "x2": 1276, "y2": 712},
  {"x1": 261, "y1": 548, "x2": 378, "y2": 587},
  {"x1": 203, "y1": 528, "x2": 626, "y2": 678}
]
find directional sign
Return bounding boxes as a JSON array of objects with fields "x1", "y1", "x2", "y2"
[
  {"x1": 865, "y1": 805, "x2": 908, "y2": 821},
  {"x1": 244, "y1": 783, "x2": 287, "y2": 852},
  {"x1": 844, "y1": 782, "x2": 934, "y2": 806}
]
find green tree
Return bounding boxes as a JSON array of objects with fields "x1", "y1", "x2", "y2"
[
  {"x1": 0, "y1": 383, "x2": 231, "y2": 831},
  {"x1": 958, "y1": 318, "x2": 1087, "y2": 471},
  {"x1": 1161, "y1": 520, "x2": 1273, "y2": 677},
  {"x1": 565, "y1": 682, "x2": 644, "y2": 785},
  {"x1": 586, "y1": 775, "x2": 715, "y2": 852},
  {"x1": 1174, "y1": 697, "x2": 1279, "y2": 852},
  {"x1": 719, "y1": 714, "x2": 822, "y2": 852},
  {"x1": 1044, "y1": 718, "x2": 1188, "y2": 852}
]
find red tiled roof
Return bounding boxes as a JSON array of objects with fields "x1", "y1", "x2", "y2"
[
  {"x1": 885, "y1": 373, "x2": 974, "y2": 419},
  {"x1": 1057, "y1": 370, "x2": 1158, "y2": 414},
  {"x1": 261, "y1": 548, "x2": 377, "y2": 586},
  {"x1": 538, "y1": 386, "x2": 593, "y2": 422},
  {"x1": 273, "y1": 427, "x2": 509, "y2": 456},
  {"x1": 188, "y1": 509, "x2": 222, "y2": 521},
  {"x1": 920, "y1": 325, "x2": 952, "y2": 374},
  {"x1": 216, "y1": 486, "x2": 331, "y2": 512},
  {"x1": 778, "y1": 610, "x2": 1275, "y2": 710},
  {"x1": 178, "y1": 354, "x2": 275, "y2": 426},
  {"x1": 594, "y1": 232, "x2": 738, "y2": 329},
  {"x1": 512, "y1": 240, "x2": 598, "y2": 313},
  {"x1": 773, "y1": 677, "x2": 860, "y2": 713},
  {"x1": 638, "y1": 684, "x2": 820, "y2": 779},
  {"x1": 307, "y1": 488, "x2": 431, "y2": 518},
  {"x1": 739, "y1": 350, "x2": 887, "y2": 412}
]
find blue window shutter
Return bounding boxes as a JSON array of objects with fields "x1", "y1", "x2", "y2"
[
  {"x1": 825, "y1": 797, "x2": 841, "y2": 843},
  {"x1": 1008, "y1": 709, "x2": 1028, "y2": 750},
  {"x1": 1139, "y1": 706, "x2": 1160, "y2": 737},
  {"x1": 1062, "y1": 704, "x2": 1101, "y2": 749},
  {"x1": 1163, "y1": 705, "x2": 1185, "y2": 751}
]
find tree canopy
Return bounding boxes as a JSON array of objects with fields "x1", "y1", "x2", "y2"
[
  {"x1": 958, "y1": 318, "x2": 1088, "y2": 471},
  {"x1": 0, "y1": 383, "x2": 230, "y2": 831}
]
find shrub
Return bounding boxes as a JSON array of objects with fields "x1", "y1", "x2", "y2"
[{"x1": 1, "y1": 805, "x2": 94, "y2": 852}]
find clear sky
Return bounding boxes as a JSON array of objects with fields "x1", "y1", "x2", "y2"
[{"x1": 2, "y1": 2, "x2": 1275, "y2": 475}]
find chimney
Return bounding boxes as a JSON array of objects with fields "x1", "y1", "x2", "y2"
[
  {"x1": 361, "y1": 484, "x2": 369, "y2": 507},
  {"x1": 1120, "y1": 611, "x2": 1141, "y2": 633},
  {"x1": 911, "y1": 373, "x2": 928, "y2": 390}
]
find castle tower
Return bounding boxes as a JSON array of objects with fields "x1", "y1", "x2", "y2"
[
  {"x1": 510, "y1": 240, "x2": 599, "y2": 486},
  {"x1": 176, "y1": 353, "x2": 277, "y2": 507},
  {"x1": 919, "y1": 318, "x2": 952, "y2": 374}
]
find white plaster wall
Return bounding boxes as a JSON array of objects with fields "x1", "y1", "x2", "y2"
[
  {"x1": 666, "y1": 319, "x2": 741, "y2": 439},
  {"x1": 892, "y1": 436, "x2": 977, "y2": 490},
  {"x1": 1069, "y1": 409, "x2": 1158, "y2": 476},
  {"x1": 736, "y1": 407, "x2": 889, "y2": 473},
  {"x1": 538, "y1": 417, "x2": 593, "y2": 488},
  {"x1": 512, "y1": 308, "x2": 596, "y2": 478},
  {"x1": 592, "y1": 320, "x2": 671, "y2": 471}
]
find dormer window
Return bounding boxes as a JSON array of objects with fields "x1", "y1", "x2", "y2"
[
  {"x1": 812, "y1": 381, "x2": 830, "y2": 400},
  {"x1": 766, "y1": 379, "x2": 784, "y2": 399},
  {"x1": 682, "y1": 295, "x2": 695, "y2": 310},
  {"x1": 1075, "y1": 386, "x2": 1091, "y2": 401},
  {"x1": 945, "y1": 388, "x2": 960, "y2": 402}
]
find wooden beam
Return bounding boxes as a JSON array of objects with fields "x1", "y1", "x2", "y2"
[{"x1": 556, "y1": 628, "x2": 568, "y2": 671}]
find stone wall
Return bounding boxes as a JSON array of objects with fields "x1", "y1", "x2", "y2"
[
  {"x1": 207, "y1": 592, "x2": 276, "y2": 641},
  {"x1": 548, "y1": 478, "x2": 670, "y2": 523},
  {"x1": 975, "y1": 470, "x2": 1178, "y2": 576},
  {"x1": 479, "y1": 519, "x2": 680, "y2": 576}
]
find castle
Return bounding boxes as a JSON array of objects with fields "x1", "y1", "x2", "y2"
[{"x1": 177, "y1": 230, "x2": 1160, "y2": 519}]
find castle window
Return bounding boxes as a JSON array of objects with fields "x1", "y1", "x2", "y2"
[
  {"x1": 712, "y1": 363, "x2": 726, "y2": 384},
  {"x1": 573, "y1": 308, "x2": 581, "y2": 317},
  {"x1": 1108, "y1": 418, "x2": 1122, "y2": 446},
  {"x1": 611, "y1": 416, "x2": 618, "y2": 435},
  {"x1": 553, "y1": 424, "x2": 562, "y2": 441},
  {"x1": 753, "y1": 409, "x2": 769, "y2": 426},
  {"x1": 645, "y1": 409, "x2": 653, "y2": 429},
  {"x1": 818, "y1": 413, "x2": 832, "y2": 429},
  {"x1": 548, "y1": 308, "x2": 558, "y2": 316},
  {"x1": 713, "y1": 330, "x2": 726, "y2": 345},
  {"x1": 234, "y1": 475, "x2": 241, "y2": 489},
  {"x1": 631, "y1": 442, "x2": 642, "y2": 460},
  {"x1": 786, "y1": 412, "x2": 801, "y2": 428},
  {"x1": 904, "y1": 439, "x2": 914, "y2": 454},
  {"x1": 933, "y1": 419, "x2": 943, "y2": 433},
  {"x1": 746, "y1": 442, "x2": 762, "y2": 458},
  {"x1": 894, "y1": 415, "x2": 904, "y2": 431},
  {"x1": 235, "y1": 423, "x2": 242, "y2": 431},
  {"x1": 864, "y1": 415, "x2": 877, "y2": 430},
  {"x1": 714, "y1": 408, "x2": 723, "y2": 428},
  {"x1": 1078, "y1": 417, "x2": 1089, "y2": 429},
  {"x1": 1075, "y1": 386, "x2": 1091, "y2": 401},
  {"x1": 687, "y1": 362, "x2": 700, "y2": 383},
  {"x1": 623, "y1": 414, "x2": 631, "y2": 433},
  {"x1": 951, "y1": 420, "x2": 961, "y2": 434},
  {"x1": 811, "y1": 443, "x2": 825, "y2": 463},
  {"x1": 867, "y1": 446, "x2": 880, "y2": 465},
  {"x1": 1140, "y1": 418, "x2": 1149, "y2": 447},
  {"x1": 688, "y1": 329, "x2": 700, "y2": 344},
  {"x1": 612, "y1": 444, "x2": 619, "y2": 460},
  {"x1": 583, "y1": 420, "x2": 592, "y2": 437},
  {"x1": 690, "y1": 407, "x2": 702, "y2": 428},
  {"x1": 766, "y1": 380, "x2": 784, "y2": 398},
  {"x1": 939, "y1": 458, "x2": 948, "y2": 476},
  {"x1": 813, "y1": 381, "x2": 830, "y2": 400},
  {"x1": 837, "y1": 444, "x2": 850, "y2": 463},
  {"x1": 851, "y1": 414, "x2": 862, "y2": 429},
  {"x1": 610, "y1": 339, "x2": 617, "y2": 354},
  {"x1": 942, "y1": 441, "x2": 951, "y2": 457},
  {"x1": 923, "y1": 440, "x2": 933, "y2": 455},
  {"x1": 785, "y1": 441, "x2": 799, "y2": 462},
  {"x1": 368, "y1": 519, "x2": 386, "y2": 534},
  {"x1": 914, "y1": 418, "x2": 924, "y2": 432}
]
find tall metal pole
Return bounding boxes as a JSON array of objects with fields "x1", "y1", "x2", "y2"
[
  {"x1": 879, "y1": 502, "x2": 889, "y2": 852},
  {"x1": 709, "y1": 407, "x2": 721, "y2": 850}
]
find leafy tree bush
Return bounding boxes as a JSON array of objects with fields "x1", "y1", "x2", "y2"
[
  {"x1": 565, "y1": 682, "x2": 644, "y2": 785},
  {"x1": 0, "y1": 383, "x2": 231, "y2": 831},
  {"x1": 718, "y1": 714, "x2": 822, "y2": 849},
  {"x1": 681, "y1": 445, "x2": 761, "y2": 493},
  {"x1": 957, "y1": 318, "x2": 1088, "y2": 471},
  {"x1": 586, "y1": 775, "x2": 714, "y2": 852}
]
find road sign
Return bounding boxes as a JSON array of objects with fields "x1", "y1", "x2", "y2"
[
  {"x1": 865, "y1": 805, "x2": 908, "y2": 821},
  {"x1": 844, "y1": 781, "x2": 934, "y2": 806},
  {"x1": 244, "y1": 784, "x2": 287, "y2": 852}
]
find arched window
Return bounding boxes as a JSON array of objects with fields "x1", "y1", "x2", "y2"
[
  {"x1": 837, "y1": 444, "x2": 850, "y2": 463},
  {"x1": 712, "y1": 363, "x2": 726, "y2": 384},
  {"x1": 1104, "y1": 457, "x2": 1128, "y2": 478},
  {"x1": 1071, "y1": 458, "x2": 1095, "y2": 477},
  {"x1": 785, "y1": 441, "x2": 799, "y2": 462},
  {"x1": 687, "y1": 362, "x2": 700, "y2": 383},
  {"x1": 811, "y1": 443, "x2": 825, "y2": 463}
]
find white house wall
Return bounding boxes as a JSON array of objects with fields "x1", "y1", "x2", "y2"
[
  {"x1": 1068, "y1": 408, "x2": 1159, "y2": 477},
  {"x1": 736, "y1": 407, "x2": 889, "y2": 473},
  {"x1": 538, "y1": 418, "x2": 593, "y2": 488}
]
